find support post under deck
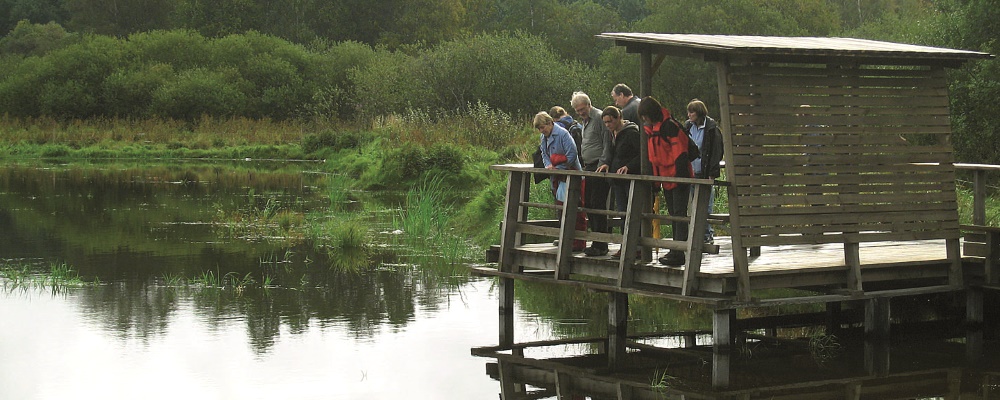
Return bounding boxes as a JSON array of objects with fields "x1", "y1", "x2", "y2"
[
  {"x1": 608, "y1": 292, "x2": 629, "y2": 369},
  {"x1": 967, "y1": 287, "x2": 984, "y2": 362},
  {"x1": 864, "y1": 297, "x2": 891, "y2": 341},
  {"x1": 499, "y1": 277, "x2": 514, "y2": 348}
]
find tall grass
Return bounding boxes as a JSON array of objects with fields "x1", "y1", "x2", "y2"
[{"x1": 397, "y1": 175, "x2": 450, "y2": 240}]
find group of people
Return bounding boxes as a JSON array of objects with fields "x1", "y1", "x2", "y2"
[{"x1": 533, "y1": 84, "x2": 723, "y2": 266}]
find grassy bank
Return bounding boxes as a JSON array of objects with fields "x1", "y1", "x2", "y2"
[{"x1": 0, "y1": 111, "x2": 535, "y2": 248}]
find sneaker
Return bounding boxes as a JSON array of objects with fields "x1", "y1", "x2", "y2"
[
  {"x1": 658, "y1": 251, "x2": 686, "y2": 266},
  {"x1": 584, "y1": 246, "x2": 609, "y2": 257}
]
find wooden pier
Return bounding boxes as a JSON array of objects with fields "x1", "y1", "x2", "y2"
[{"x1": 471, "y1": 34, "x2": 997, "y2": 391}]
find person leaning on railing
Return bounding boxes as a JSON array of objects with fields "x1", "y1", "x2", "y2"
[
  {"x1": 534, "y1": 111, "x2": 588, "y2": 252},
  {"x1": 637, "y1": 96, "x2": 696, "y2": 266},
  {"x1": 596, "y1": 106, "x2": 641, "y2": 257}
]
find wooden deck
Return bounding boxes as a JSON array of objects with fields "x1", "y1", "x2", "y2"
[{"x1": 479, "y1": 236, "x2": 965, "y2": 307}]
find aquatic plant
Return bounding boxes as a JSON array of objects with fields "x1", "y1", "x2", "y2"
[
  {"x1": 0, "y1": 261, "x2": 94, "y2": 290},
  {"x1": 650, "y1": 368, "x2": 677, "y2": 394},
  {"x1": 396, "y1": 174, "x2": 449, "y2": 240},
  {"x1": 808, "y1": 333, "x2": 845, "y2": 365}
]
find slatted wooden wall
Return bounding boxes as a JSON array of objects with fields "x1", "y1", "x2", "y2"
[{"x1": 723, "y1": 63, "x2": 961, "y2": 247}]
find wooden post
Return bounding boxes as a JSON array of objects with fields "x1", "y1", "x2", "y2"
[
  {"x1": 608, "y1": 292, "x2": 629, "y2": 370},
  {"x1": 864, "y1": 297, "x2": 890, "y2": 341},
  {"x1": 967, "y1": 287, "x2": 984, "y2": 362},
  {"x1": 947, "y1": 238, "x2": 963, "y2": 286},
  {"x1": 498, "y1": 360, "x2": 524, "y2": 399},
  {"x1": 713, "y1": 309, "x2": 736, "y2": 349},
  {"x1": 987, "y1": 231, "x2": 998, "y2": 285},
  {"x1": 499, "y1": 277, "x2": 515, "y2": 349},
  {"x1": 715, "y1": 60, "x2": 751, "y2": 302},
  {"x1": 863, "y1": 339, "x2": 890, "y2": 377},
  {"x1": 617, "y1": 180, "x2": 645, "y2": 287},
  {"x1": 826, "y1": 302, "x2": 842, "y2": 336},
  {"x1": 712, "y1": 349, "x2": 731, "y2": 389},
  {"x1": 682, "y1": 183, "x2": 711, "y2": 295},
  {"x1": 974, "y1": 169, "x2": 986, "y2": 225},
  {"x1": 498, "y1": 171, "x2": 526, "y2": 273},
  {"x1": 555, "y1": 174, "x2": 583, "y2": 280},
  {"x1": 845, "y1": 241, "x2": 863, "y2": 292}
]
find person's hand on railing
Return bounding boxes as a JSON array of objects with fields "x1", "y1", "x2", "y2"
[
  {"x1": 616, "y1": 166, "x2": 629, "y2": 174},
  {"x1": 596, "y1": 164, "x2": 609, "y2": 173}
]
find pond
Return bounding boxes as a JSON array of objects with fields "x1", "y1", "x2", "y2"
[{"x1": 1, "y1": 161, "x2": 995, "y2": 399}]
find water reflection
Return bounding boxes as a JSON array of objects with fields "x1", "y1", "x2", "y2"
[{"x1": 0, "y1": 161, "x2": 475, "y2": 350}]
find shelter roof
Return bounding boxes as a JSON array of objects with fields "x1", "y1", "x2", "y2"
[{"x1": 597, "y1": 33, "x2": 993, "y2": 66}]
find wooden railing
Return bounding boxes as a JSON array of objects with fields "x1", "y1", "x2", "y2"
[
  {"x1": 491, "y1": 164, "x2": 717, "y2": 295},
  {"x1": 956, "y1": 163, "x2": 1000, "y2": 284}
]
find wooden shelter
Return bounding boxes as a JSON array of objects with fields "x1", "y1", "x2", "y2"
[{"x1": 474, "y1": 34, "x2": 995, "y2": 373}]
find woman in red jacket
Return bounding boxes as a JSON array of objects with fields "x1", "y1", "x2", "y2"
[{"x1": 637, "y1": 96, "x2": 694, "y2": 266}]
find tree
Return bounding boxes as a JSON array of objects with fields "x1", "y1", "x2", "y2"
[{"x1": 64, "y1": 0, "x2": 175, "y2": 36}]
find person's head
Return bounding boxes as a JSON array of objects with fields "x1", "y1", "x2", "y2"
[
  {"x1": 686, "y1": 99, "x2": 708, "y2": 124},
  {"x1": 638, "y1": 96, "x2": 665, "y2": 125},
  {"x1": 548, "y1": 106, "x2": 568, "y2": 119},
  {"x1": 610, "y1": 83, "x2": 633, "y2": 108},
  {"x1": 570, "y1": 92, "x2": 592, "y2": 119},
  {"x1": 533, "y1": 111, "x2": 555, "y2": 136},
  {"x1": 602, "y1": 106, "x2": 623, "y2": 132}
]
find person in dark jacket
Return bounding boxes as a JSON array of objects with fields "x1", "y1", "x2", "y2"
[
  {"x1": 596, "y1": 106, "x2": 641, "y2": 238},
  {"x1": 638, "y1": 96, "x2": 694, "y2": 266},
  {"x1": 684, "y1": 99, "x2": 724, "y2": 244}
]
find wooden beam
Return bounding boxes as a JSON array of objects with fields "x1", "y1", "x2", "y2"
[
  {"x1": 499, "y1": 171, "x2": 527, "y2": 273},
  {"x1": 555, "y1": 175, "x2": 583, "y2": 280},
  {"x1": 608, "y1": 292, "x2": 629, "y2": 370},
  {"x1": 683, "y1": 184, "x2": 711, "y2": 295},
  {"x1": 845, "y1": 241, "x2": 863, "y2": 292}
]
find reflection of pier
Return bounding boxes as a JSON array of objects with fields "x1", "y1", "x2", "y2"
[
  {"x1": 473, "y1": 34, "x2": 999, "y2": 393},
  {"x1": 474, "y1": 333, "x2": 999, "y2": 399}
]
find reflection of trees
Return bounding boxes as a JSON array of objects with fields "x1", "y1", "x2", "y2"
[
  {"x1": 0, "y1": 161, "x2": 478, "y2": 353},
  {"x1": 75, "y1": 281, "x2": 179, "y2": 342}
]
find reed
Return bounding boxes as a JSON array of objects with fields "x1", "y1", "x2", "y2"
[{"x1": 396, "y1": 174, "x2": 449, "y2": 240}]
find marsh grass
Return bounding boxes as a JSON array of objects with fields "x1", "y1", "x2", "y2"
[
  {"x1": 0, "y1": 261, "x2": 95, "y2": 290},
  {"x1": 396, "y1": 175, "x2": 449, "y2": 239},
  {"x1": 0, "y1": 115, "x2": 311, "y2": 148},
  {"x1": 327, "y1": 173, "x2": 355, "y2": 211}
]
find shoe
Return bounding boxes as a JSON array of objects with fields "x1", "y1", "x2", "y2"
[
  {"x1": 658, "y1": 251, "x2": 686, "y2": 266},
  {"x1": 584, "y1": 246, "x2": 609, "y2": 257},
  {"x1": 612, "y1": 249, "x2": 640, "y2": 258}
]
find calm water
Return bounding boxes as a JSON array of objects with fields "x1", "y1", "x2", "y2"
[{"x1": 1, "y1": 161, "x2": 996, "y2": 400}]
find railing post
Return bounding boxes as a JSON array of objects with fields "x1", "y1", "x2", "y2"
[
  {"x1": 555, "y1": 174, "x2": 583, "y2": 280},
  {"x1": 974, "y1": 169, "x2": 986, "y2": 225},
  {"x1": 617, "y1": 179, "x2": 647, "y2": 287},
  {"x1": 682, "y1": 183, "x2": 711, "y2": 295},
  {"x1": 499, "y1": 171, "x2": 527, "y2": 273}
]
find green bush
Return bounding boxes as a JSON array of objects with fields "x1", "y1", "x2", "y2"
[{"x1": 302, "y1": 129, "x2": 362, "y2": 153}]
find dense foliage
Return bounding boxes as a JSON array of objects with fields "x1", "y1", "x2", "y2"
[{"x1": 0, "y1": 0, "x2": 997, "y2": 164}]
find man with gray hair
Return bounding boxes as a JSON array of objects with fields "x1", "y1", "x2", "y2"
[{"x1": 571, "y1": 91, "x2": 613, "y2": 256}]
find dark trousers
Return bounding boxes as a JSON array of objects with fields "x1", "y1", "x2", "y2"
[
  {"x1": 612, "y1": 179, "x2": 630, "y2": 232},
  {"x1": 664, "y1": 184, "x2": 690, "y2": 243},
  {"x1": 583, "y1": 168, "x2": 610, "y2": 250}
]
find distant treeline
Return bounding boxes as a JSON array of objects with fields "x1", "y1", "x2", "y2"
[{"x1": 0, "y1": 0, "x2": 997, "y2": 164}]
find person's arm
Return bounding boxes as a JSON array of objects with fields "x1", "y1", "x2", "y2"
[{"x1": 540, "y1": 138, "x2": 552, "y2": 168}]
